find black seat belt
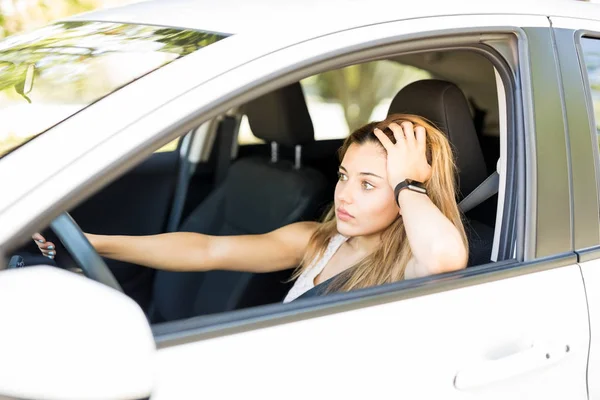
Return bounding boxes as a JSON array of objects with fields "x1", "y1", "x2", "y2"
[
  {"x1": 166, "y1": 133, "x2": 194, "y2": 233},
  {"x1": 214, "y1": 115, "x2": 238, "y2": 185},
  {"x1": 166, "y1": 116, "x2": 238, "y2": 232}
]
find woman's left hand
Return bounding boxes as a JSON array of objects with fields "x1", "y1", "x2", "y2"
[
  {"x1": 32, "y1": 232, "x2": 56, "y2": 259},
  {"x1": 373, "y1": 121, "x2": 432, "y2": 187}
]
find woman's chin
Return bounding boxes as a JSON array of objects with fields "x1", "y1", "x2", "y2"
[
  {"x1": 336, "y1": 220, "x2": 358, "y2": 237},
  {"x1": 336, "y1": 219, "x2": 390, "y2": 238}
]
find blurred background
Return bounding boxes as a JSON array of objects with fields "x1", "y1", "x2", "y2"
[{"x1": 0, "y1": 0, "x2": 134, "y2": 39}]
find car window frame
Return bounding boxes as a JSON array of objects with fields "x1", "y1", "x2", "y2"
[
  {"x1": 0, "y1": 14, "x2": 538, "y2": 252},
  {"x1": 143, "y1": 24, "x2": 542, "y2": 339}
]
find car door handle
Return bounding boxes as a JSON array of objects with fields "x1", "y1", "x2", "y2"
[{"x1": 454, "y1": 342, "x2": 570, "y2": 390}]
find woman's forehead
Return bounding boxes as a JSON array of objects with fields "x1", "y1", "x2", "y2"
[{"x1": 341, "y1": 142, "x2": 387, "y2": 173}]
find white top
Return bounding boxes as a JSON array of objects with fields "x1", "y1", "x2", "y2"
[{"x1": 283, "y1": 233, "x2": 348, "y2": 303}]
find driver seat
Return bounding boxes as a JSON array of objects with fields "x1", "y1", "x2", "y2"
[{"x1": 387, "y1": 79, "x2": 495, "y2": 267}]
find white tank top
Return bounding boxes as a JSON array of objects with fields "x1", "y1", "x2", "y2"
[{"x1": 283, "y1": 233, "x2": 348, "y2": 303}]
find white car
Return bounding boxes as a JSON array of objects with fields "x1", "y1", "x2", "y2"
[{"x1": 1, "y1": 0, "x2": 600, "y2": 399}]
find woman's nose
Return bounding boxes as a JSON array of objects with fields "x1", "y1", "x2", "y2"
[{"x1": 336, "y1": 183, "x2": 353, "y2": 204}]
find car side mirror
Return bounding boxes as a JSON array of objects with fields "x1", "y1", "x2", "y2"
[{"x1": 0, "y1": 266, "x2": 155, "y2": 400}]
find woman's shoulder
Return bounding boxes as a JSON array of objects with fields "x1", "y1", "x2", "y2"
[
  {"x1": 287, "y1": 221, "x2": 321, "y2": 244},
  {"x1": 298, "y1": 221, "x2": 321, "y2": 232},
  {"x1": 270, "y1": 221, "x2": 320, "y2": 249},
  {"x1": 265, "y1": 221, "x2": 320, "y2": 266}
]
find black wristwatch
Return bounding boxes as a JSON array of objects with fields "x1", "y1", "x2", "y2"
[{"x1": 394, "y1": 179, "x2": 427, "y2": 206}]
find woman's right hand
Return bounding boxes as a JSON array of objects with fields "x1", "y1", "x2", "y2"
[{"x1": 32, "y1": 233, "x2": 56, "y2": 259}]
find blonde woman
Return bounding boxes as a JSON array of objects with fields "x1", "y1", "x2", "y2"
[{"x1": 34, "y1": 114, "x2": 468, "y2": 300}]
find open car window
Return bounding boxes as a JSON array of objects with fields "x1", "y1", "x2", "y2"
[
  {"x1": 238, "y1": 60, "x2": 432, "y2": 144},
  {"x1": 0, "y1": 21, "x2": 225, "y2": 157}
]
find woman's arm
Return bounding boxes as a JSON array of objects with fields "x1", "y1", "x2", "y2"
[
  {"x1": 374, "y1": 121, "x2": 467, "y2": 278},
  {"x1": 398, "y1": 190, "x2": 467, "y2": 278},
  {"x1": 35, "y1": 221, "x2": 318, "y2": 273}
]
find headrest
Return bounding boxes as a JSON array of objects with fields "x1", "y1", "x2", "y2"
[
  {"x1": 244, "y1": 83, "x2": 314, "y2": 147},
  {"x1": 388, "y1": 79, "x2": 488, "y2": 198}
]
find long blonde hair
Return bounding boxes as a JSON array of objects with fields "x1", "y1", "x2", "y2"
[{"x1": 294, "y1": 113, "x2": 467, "y2": 293}]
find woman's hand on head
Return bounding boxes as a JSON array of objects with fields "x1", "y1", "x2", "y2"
[
  {"x1": 32, "y1": 233, "x2": 56, "y2": 259},
  {"x1": 373, "y1": 121, "x2": 432, "y2": 187}
]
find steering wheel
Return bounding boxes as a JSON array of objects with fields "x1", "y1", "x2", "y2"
[{"x1": 47, "y1": 213, "x2": 123, "y2": 292}]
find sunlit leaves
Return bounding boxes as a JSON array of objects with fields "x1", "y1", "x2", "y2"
[{"x1": 0, "y1": 21, "x2": 223, "y2": 156}]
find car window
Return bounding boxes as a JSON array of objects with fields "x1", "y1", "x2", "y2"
[
  {"x1": 237, "y1": 60, "x2": 432, "y2": 144},
  {"x1": 0, "y1": 22, "x2": 225, "y2": 158},
  {"x1": 581, "y1": 37, "x2": 600, "y2": 137},
  {"x1": 155, "y1": 138, "x2": 180, "y2": 153}
]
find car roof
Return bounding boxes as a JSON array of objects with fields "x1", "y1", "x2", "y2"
[{"x1": 64, "y1": 0, "x2": 600, "y2": 36}]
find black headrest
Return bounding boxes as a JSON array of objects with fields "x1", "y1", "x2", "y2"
[
  {"x1": 388, "y1": 79, "x2": 488, "y2": 198},
  {"x1": 244, "y1": 83, "x2": 314, "y2": 147}
]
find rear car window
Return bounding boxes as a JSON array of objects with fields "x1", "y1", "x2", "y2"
[
  {"x1": 581, "y1": 37, "x2": 600, "y2": 137},
  {"x1": 0, "y1": 21, "x2": 225, "y2": 157}
]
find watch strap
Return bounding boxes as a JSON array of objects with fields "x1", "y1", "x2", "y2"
[{"x1": 394, "y1": 180, "x2": 427, "y2": 206}]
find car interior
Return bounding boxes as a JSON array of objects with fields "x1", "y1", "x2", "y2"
[{"x1": 10, "y1": 48, "x2": 505, "y2": 324}]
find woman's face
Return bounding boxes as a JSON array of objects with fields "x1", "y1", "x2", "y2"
[{"x1": 334, "y1": 141, "x2": 399, "y2": 237}]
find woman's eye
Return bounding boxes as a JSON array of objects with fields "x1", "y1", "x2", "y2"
[
  {"x1": 338, "y1": 172, "x2": 348, "y2": 181},
  {"x1": 362, "y1": 181, "x2": 374, "y2": 190}
]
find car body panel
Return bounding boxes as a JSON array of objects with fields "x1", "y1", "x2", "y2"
[
  {"x1": 523, "y1": 26, "x2": 573, "y2": 258},
  {"x1": 152, "y1": 264, "x2": 589, "y2": 399}
]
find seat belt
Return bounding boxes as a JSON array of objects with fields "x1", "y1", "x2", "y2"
[
  {"x1": 165, "y1": 116, "x2": 238, "y2": 232},
  {"x1": 458, "y1": 171, "x2": 499, "y2": 213},
  {"x1": 214, "y1": 115, "x2": 238, "y2": 185},
  {"x1": 166, "y1": 132, "x2": 194, "y2": 233}
]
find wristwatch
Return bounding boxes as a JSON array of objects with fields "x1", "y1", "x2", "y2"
[{"x1": 394, "y1": 179, "x2": 427, "y2": 206}]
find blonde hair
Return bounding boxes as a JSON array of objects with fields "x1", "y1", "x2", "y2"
[{"x1": 294, "y1": 113, "x2": 467, "y2": 293}]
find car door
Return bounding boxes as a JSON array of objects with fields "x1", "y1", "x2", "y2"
[
  {"x1": 135, "y1": 15, "x2": 590, "y2": 400},
  {"x1": 552, "y1": 16, "x2": 600, "y2": 400}
]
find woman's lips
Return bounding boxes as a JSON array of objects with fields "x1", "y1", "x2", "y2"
[{"x1": 337, "y1": 207, "x2": 354, "y2": 222}]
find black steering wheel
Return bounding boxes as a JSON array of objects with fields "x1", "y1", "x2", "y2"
[{"x1": 47, "y1": 213, "x2": 123, "y2": 292}]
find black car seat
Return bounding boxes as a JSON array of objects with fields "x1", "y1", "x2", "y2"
[
  {"x1": 387, "y1": 79, "x2": 495, "y2": 266},
  {"x1": 149, "y1": 83, "x2": 328, "y2": 323}
]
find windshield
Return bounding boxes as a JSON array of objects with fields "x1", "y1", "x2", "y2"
[{"x1": 0, "y1": 21, "x2": 225, "y2": 157}]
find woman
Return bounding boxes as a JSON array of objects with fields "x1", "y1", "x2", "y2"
[{"x1": 34, "y1": 114, "x2": 468, "y2": 301}]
